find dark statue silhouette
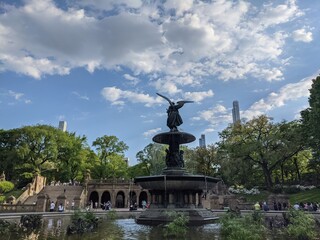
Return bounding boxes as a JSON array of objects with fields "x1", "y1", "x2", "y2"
[{"x1": 156, "y1": 93, "x2": 193, "y2": 131}]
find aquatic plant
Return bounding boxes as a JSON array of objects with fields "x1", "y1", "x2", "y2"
[{"x1": 163, "y1": 211, "x2": 189, "y2": 238}]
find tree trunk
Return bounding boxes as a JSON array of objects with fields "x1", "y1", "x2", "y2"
[
  {"x1": 281, "y1": 164, "x2": 284, "y2": 184},
  {"x1": 261, "y1": 162, "x2": 273, "y2": 190},
  {"x1": 293, "y1": 157, "x2": 301, "y2": 183}
]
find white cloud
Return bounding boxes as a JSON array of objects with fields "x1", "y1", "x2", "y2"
[
  {"x1": 5, "y1": 90, "x2": 32, "y2": 104},
  {"x1": 8, "y1": 90, "x2": 24, "y2": 100},
  {"x1": 243, "y1": 74, "x2": 314, "y2": 119},
  {"x1": 193, "y1": 104, "x2": 231, "y2": 127},
  {"x1": 292, "y1": 28, "x2": 313, "y2": 42},
  {"x1": 183, "y1": 90, "x2": 214, "y2": 102},
  {"x1": 101, "y1": 87, "x2": 161, "y2": 107},
  {"x1": 72, "y1": 91, "x2": 90, "y2": 101},
  {"x1": 143, "y1": 127, "x2": 161, "y2": 137},
  {"x1": 0, "y1": 0, "x2": 309, "y2": 85},
  {"x1": 123, "y1": 74, "x2": 140, "y2": 85}
]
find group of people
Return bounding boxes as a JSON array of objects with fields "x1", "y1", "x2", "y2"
[
  {"x1": 293, "y1": 202, "x2": 319, "y2": 212},
  {"x1": 254, "y1": 201, "x2": 289, "y2": 211},
  {"x1": 254, "y1": 201, "x2": 319, "y2": 212},
  {"x1": 49, "y1": 200, "x2": 75, "y2": 212}
]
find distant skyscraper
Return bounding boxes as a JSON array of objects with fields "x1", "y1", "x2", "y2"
[
  {"x1": 232, "y1": 100, "x2": 240, "y2": 124},
  {"x1": 199, "y1": 134, "x2": 206, "y2": 148},
  {"x1": 58, "y1": 121, "x2": 67, "y2": 132}
]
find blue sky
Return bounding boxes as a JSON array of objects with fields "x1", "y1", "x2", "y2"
[{"x1": 1, "y1": 0, "x2": 319, "y2": 165}]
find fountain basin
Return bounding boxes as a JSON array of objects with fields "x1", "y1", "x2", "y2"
[
  {"x1": 135, "y1": 175, "x2": 219, "y2": 191},
  {"x1": 152, "y1": 131, "x2": 196, "y2": 144}
]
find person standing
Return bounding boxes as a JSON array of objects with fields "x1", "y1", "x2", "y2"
[
  {"x1": 50, "y1": 201, "x2": 55, "y2": 212},
  {"x1": 58, "y1": 203, "x2": 64, "y2": 212}
]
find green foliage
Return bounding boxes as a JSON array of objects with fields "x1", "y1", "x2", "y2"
[
  {"x1": 163, "y1": 211, "x2": 189, "y2": 238},
  {"x1": 0, "y1": 195, "x2": 5, "y2": 203},
  {"x1": 289, "y1": 188, "x2": 320, "y2": 204},
  {"x1": 217, "y1": 116, "x2": 305, "y2": 190},
  {"x1": 106, "y1": 209, "x2": 117, "y2": 220},
  {"x1": 0, "y1": 181, "x2": 14, "y2": 193},
  {"x1": 68, "y1": 210, "x2": 100, "y2": 234},
  {"x1": 286, "y1": 210, "x2": 317, "y2": 240},
  {"x1": 220, "y1": 212, "x2": 266, "y2": 240},
  {"x1": 136, "y1": 143, "x2": 166, "y2": 175},
  {"x1": 128, "y1": 162, "x2": 149, "y2": 178},
  {"x1": 301, "y1": 75, "x2": 320, "y2": 183},
  {"x1": 184, "y1": 144, "x2": 220, "y2": 176},
  {"x1": 91, "y1": 135, "x2": 129, "y2": 179}
]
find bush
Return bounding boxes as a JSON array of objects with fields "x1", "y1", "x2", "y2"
[
  {"x1": 220, "y1": 212, "x2": 266, "y2": 240},
  {"x1": 286, "y1": 210, "x2": 317, "y2": 240},
  {"x1": 0, "y1": 181, "x2": 14, "y2": 193},
  {"x1": 163, "y1": 211, "x2": 189, "y2": 238}
]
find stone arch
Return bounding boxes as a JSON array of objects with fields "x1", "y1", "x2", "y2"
[
  {"x1": 115, "y1": 191, "x2": 125, "y2": 208},
  {"x1": 139, "y1": 191, "x2": 148, "y2": 208},
  {"x1": 89, "y1": 191, "x2": 99, "y2": 208},
  {"x1": 101, "y1": 191, "x2": 111, "y2": 206}
]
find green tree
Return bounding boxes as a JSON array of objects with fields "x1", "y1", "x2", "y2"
[
  {"x1": 217, "y1": 116, "x2": 305, "y2": 190},
  {"x1": 13, "y1": 125, "x2": 59, "y2": 177},
  {"x1": 301, "y1": 75, "x2": 320, "y2": 183},
  {"x1": 92, "y1": 135, "x2": 128, "y2": 179},
  {"x1": 136, "y1": 143, "x2": 166, "y2": 175},
  {"x1": 55, "y1": 132, "x2": 91, "y2": 183},
  {"x1": 184, "y1": 145, "x2": 220, "y2": 176}
]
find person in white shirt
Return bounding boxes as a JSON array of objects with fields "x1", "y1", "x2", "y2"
[
  {"x1": 50, "y1": 201, "x2": 55, "y2": 212},
  {"x1": 58, "y1": 203, "x2": 64, "y2": 212}
]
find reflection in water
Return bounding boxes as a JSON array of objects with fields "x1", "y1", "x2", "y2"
[{"x1": 11, "y1": 217, "x2": 220, "y2": 240}]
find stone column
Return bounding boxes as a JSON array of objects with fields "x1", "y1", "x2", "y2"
[
  {"x1": 73, "y1": 196, "x2": 81, "y2": 210},
  {"x1": 57, "y1": 194, "x2": 67, "y2": 211},
  {"x1": 189, "y1": 193, "x2": 195, "y2": 208},
  {"x1": 36, "y1": 194, "x2": 47, "y2": 212},
  {"x1": 167, "y1": 192, "x2": 175, "y2": 209},
  {"x1": 195, "y1": 193, "x2": 199, "y2": 207}
]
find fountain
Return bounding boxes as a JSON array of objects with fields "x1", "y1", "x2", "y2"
[{"x1": 135, "y1": 93, "x2": 220, "y2": 226}]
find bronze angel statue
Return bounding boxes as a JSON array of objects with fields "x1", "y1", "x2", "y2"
[{"x1": 157, "y1": 93, "x2": 193, "y2": 131}]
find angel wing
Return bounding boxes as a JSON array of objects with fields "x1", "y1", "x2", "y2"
[
  {"x1": 156, "y1": 93, "x2": 174, "y2": 106},
  {"x1": 176, "y1": 100, "x2": 194, "y2": 108}
]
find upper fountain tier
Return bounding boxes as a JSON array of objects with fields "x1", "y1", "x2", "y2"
[{"x1": 152, "y1": 131, "x2": 195, "y2": 145}]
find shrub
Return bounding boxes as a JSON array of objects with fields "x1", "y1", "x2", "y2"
[
  {"x1": 286, "y1": 210, "x2": 317, "y2": 240},
  {"x1": 106, "y1": 209, "x2": 117, "y2": 220},
  {"x1": 163, "y1": 211, "x2": 189, "y2": 238},
  {"x1": 220, "y1": 212, "x2": 266, "y2": 240},
  {"x1": 0, "y1": 181, "x2": 14, "y2": 193}
]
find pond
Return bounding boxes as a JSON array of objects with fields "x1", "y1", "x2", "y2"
[{"x1": 6, "y1": 216, "x2": 221, "y2": 240}]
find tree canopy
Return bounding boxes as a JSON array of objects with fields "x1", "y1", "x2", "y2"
[{"x1": 217, "y1": 116, "x2": 305, "y2": 189}]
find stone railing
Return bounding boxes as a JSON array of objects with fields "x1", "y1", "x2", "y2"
[
  {"x1": 88, "y1": 179, "x2": 133, "y2": 184},
  {"x1": 0, "y1": 203, "x2": 36, "y2": 212},
  {"x1": 16, "y1": 174, "x2": 46, "y2": 204}
]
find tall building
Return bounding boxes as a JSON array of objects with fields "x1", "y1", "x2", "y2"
[
  {"x1": 232, "y1": 100, "x2": 240, "y2": 124},
  {"x1": 58, "y1": 121, "x2": 67, "y2": 132},
  {"x1": 199, "y1": 134, "x2": 206, "y2": 148}
]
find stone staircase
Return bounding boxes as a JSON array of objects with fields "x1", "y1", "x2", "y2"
[{"x1": 24, "y1": 185, "x2": 84, "y2": 207}]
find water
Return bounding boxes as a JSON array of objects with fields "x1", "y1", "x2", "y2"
[{"x1": 6, "y1": 217, "x2": 221, "y2": 240}]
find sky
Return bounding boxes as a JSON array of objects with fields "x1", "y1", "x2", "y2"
[{"x1": 1, "y1": 0, "x2": 320, "y2": 166}]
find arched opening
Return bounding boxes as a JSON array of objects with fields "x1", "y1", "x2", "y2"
[
  {"x1": 115, "y1": 191, "x2": 125, "y2": 208},
  {"x1": 89, "y1": 191, "x2": 99, "y2": 208},
  {"x1": 101, "y1": 191, "x2": 111, "y2": 209},
  {"x1": 139, "y1": 191, "x2": 148, "y2": 208}
]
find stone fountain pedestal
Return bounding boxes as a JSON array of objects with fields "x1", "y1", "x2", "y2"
[{"x1": 134, "y1": 130, "x2": 220, "y2": 226}]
